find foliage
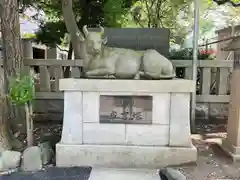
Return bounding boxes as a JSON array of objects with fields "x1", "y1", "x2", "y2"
[
  {"x1": 22, "y1": 0, "x2": 136, "y2": 47},
  {"x1": 103, "y1": 0, "x2": 130, "y2": 27},
  {"x1": 9, "y1": 75, "x2": 35, "y2": 105},
  {"x1": 127, "y1": 0, "x2": 193, "y2": 44},
  {"x1": 35, "y1": 21, "x2": 67, "y2": 47},
  {"x1": 23, "y1": 33, "x2": 36, "y2": 39},
  {"x1": 211, "y1": 0, "x2": 240, "y2": 6},
  {"x1": 169, "y1": 48, "x2": 215, "y2": 60},
  {"x1": 23, "y1": 0, "x2": 240, "y2": 49},
  {"x1": 8, "y1": 73, "x2": 35, "y2": 146},
  {"x1": 205, "y1": 0, "x2": 240, "y2": 26}
]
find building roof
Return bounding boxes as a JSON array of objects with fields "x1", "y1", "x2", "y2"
[
  {"x1": 215, "y1": 25, "x2": 240, "y2": 34},
  {"x1": 222, "y1": 36, "x2": 240, "y2": 51}
]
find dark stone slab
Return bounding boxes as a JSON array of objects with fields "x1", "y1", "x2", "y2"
[
  {"x1": 159, "y1": 168, "x2": 186, "y2": 180},
  {"x1": 88, "y1": 27, "x2": 170, "y2": 57},
  {"x1": 1, "y1": 167, "x2": 92, "y2": 180}
]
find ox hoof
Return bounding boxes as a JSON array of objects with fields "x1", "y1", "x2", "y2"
[{"x1": 104, "y1": 75, "x2": 116, "y2": 79}]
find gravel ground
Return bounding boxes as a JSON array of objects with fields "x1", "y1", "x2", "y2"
[{"x1": 174, "y1": 123, "x2": 240, "y2": 180}]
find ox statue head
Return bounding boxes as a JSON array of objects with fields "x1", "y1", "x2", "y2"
[{"x1": 82, "y1": 25, "x2": 107, "y2": 54}]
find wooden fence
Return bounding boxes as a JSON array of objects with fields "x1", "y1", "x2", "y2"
[{"x1": 24, "y1": 58, "x2": 232, "y2": 104}]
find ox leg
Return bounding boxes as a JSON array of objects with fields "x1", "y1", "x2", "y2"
[
  {"x1": 134, "y1": 71, "x2": 144, "y2": 80},
  {"x1": 86, "y1": 68, "x2": 116, "y2": 79},
  {"x1": 144, "y1": 72, "x2": 175, "y2": 79}
]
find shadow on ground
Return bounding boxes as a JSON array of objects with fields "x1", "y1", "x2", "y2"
[
  {"x1": 1, "y1": 167, "x2": 92, "y2": 180},
  {"x1": 174, "y1": 118, "x2": 240, "y2": 180}
]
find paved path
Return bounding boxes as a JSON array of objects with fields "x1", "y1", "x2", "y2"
[
  {"x1": 0, "y1": 167, "x2": 161, "y2": 180},
  {"x1": 89, "y1": 168, "x2": 160, "y2": 180}
]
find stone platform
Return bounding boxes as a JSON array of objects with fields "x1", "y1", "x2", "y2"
[
  {"x1": 56, "y1": 144, "x2": 197, "y2": 168},
  {"x1": 56, "y1": 79, "x2": 197, "y2": 168}
]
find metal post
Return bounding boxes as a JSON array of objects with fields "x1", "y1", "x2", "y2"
[{"x1": 191, "y1": 0, "x2": 200, "y2": 133}]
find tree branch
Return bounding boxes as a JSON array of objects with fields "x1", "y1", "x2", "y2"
[
  {"x1": 61, "y1": 0, "x2": 84, "y2": 59},
  {"x1": 213, "y1": 0, "x2": 240, "y2": 7},
  {"x1": 56, "y1": 45, "x2": 69, "y2": 53},
  {"x1": 144, "y1": 0, "x2": 152, "y2": 28}
]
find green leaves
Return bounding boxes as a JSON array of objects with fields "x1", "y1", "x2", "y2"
[
  {"x1": 35, "y1": 21, "x2": 67, "y2": 47},
  {"x1": 169, "y1": 48, "x2": 214, "y2": 60},
  {"x1": 210, "y1": 0, "x2": 240, "y2": 7},
  {"x1": 103, "y1": 0, "x2": 134, "y2": 27},
  {"x1": 9, "y1": 75, "x2": 35, "y2": 105},
  {"x1": 127, "y1": 0, "x2": 193, "y2": 44}
]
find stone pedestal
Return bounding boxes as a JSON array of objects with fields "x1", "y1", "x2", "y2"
[
  {"x1": 56, "y1": 79, "x2": 197, "y2": 168},
  {"x1": 221, "y1": 69, "x2": 240, "y2": 161}
]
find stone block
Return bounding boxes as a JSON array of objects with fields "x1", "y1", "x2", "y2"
[
  {"x1": 160, "y1": 168, "x2": 186, "y2": 180},
  {"x1": 0, "y1": 151, "x2": 21, "y2": 170},
  {"x1": 152, "y1": 93, "x2": 170, "y2": 124},
  {"x1": 83, "y1": 92, "x2": 99, "y2": 123},
  {"x1": 56, "y1": 144, "x2": 197, "y2": 168},
  {"x1": 59, "y1": 79, "x2": 196, "y2": 93},
  {"x1": 83, "y1": 123, "x2": 125, "y2": 144},
  {"x1": 38, "y1": 141, "x2": 54, "y2": 165},
  {"x1": 61, "y1": 91, "x2": 83, "y2": 144},
  {"x1": 21, "y1": 146, "x2": 42, "y2": 172},
  {"x1": 89, "y1": 168, "x2": 160, "y2": 180},
  {"x1": 169, "y1": 93, "x2": 191, "y2": 147},
  {"x1": 125, "y1": 124, "x2": 169, "y2": 146}
]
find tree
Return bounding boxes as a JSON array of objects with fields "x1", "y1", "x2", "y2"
[
  {"x1": 25, "y1": 0, "x2": 136, "y2": 47},
  {"x1": 205, "y1": 0, "x2": 240, "y2": 26},
  {"x1": 213, "y1": 0, "x2": 240, "y2": 7},
  {"x1": 127, "y1": 0, "x2": 193, "y2": 44},
  {"x1": 0, "y1": 0, "x2": 24, "y2": 151},
  {"x1": 22, "y1": 0, "x2": 136, "y2": 77}
]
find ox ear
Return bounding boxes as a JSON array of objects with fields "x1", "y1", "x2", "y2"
[
  {"x1": 76, "y1": 31, "x2": 85, "y2": 41},
  {"x1": 102, "y1": 36, "x2": 107, "y2": 45}
]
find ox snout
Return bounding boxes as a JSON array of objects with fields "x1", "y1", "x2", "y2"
[{"x1": 93, "y1": 47, "x2": 101, "y2": 53}]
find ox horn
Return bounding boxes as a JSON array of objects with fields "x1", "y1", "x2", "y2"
[
  {"x1": 83, "y1": 25, "x2": 89, "y2": 36},
  {"x1": 100, "y1": 26, "x2": 104, "y2": 35}
]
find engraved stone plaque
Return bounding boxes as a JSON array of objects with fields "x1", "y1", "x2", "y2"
[{"x1": 99, "y1": 95, "x2": 152, "y2": 124}]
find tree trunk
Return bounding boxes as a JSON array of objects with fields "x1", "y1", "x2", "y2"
[
  {"x1": 63, "y1": 42, "x2": 73, "y2": 78},
  {"x1": 0, "y1": 96, "x2": 11, "y2": 152},
  {"x1": 25, "y1": 102, "x2": 33, "y2": 147},
  {"x1": 62, "y1": 0, "x2": 85, "y2": 60},
  {"x1": 0, "y1": 0, "x2": 24, "y2": 151},
  {"x1": 62, "y1": 0, "x2": 90, "y2": 76}
]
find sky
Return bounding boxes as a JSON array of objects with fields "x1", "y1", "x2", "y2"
[{"x1": 20, "y1": 8, "x2": 42, "y2": 36}]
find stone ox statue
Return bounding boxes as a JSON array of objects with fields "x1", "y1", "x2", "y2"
[{"x1": 81, "y1": 25, "x2": 176, "y2": 79}]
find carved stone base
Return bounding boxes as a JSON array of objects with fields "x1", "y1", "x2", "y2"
[
  {"x1": 57, "y1": 79, "x2": 196, "y2": 168},
  {"x1": 56, "y1": 144, "x2": 197, "y2": 168}
]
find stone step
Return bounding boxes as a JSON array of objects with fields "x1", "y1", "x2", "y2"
[{"x1": 88, "y1": 168, "x2": 160, "y2": 180}]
